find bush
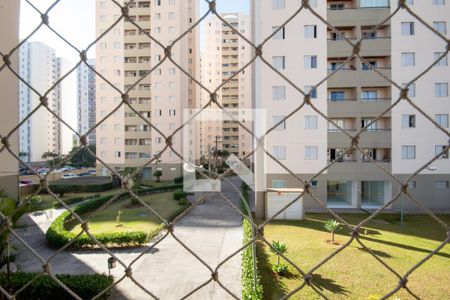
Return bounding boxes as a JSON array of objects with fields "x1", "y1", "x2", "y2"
[
  {"x1": 48, "y1": 182, "x2": 113, "y2": 196},
  {"x1": 272, "y1": 263, "x2": 288, "y2": 276},
  {"x1": 46, "y1": 194, "x2": 150, "y2": 248},
  {"x1": 241, "y1": 186, "x2": 263, "y2": 300},
  {"x1": 0, "y1": 272, "x2": 113, "y2": 300},
  {"x1": 173, "y1": 190, "x2": 187, "y2": 200},
  {"x1": 178, "y1": 198, "x2": 188, "y2": 206}
]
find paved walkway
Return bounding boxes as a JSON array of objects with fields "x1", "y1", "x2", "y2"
[{"x1": 14, "y1": 177, "x2": 244, "y2": 299}]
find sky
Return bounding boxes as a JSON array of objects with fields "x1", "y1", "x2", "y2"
[{"x1": 18, "y1": 0, "x2": 249, "y2": 153}]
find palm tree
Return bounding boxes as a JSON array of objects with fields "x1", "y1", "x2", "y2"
[
  {"x1": 324, "y1": 219, "x2": 340, "y2": 243},
  {"x1": 271, "y1": 240, "x2": 288, "y2": 266}
]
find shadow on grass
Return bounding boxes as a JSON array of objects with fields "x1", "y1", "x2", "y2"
[
  {"x1": 359, "y1": 236, "x2": 450, "y2": 259},
  {"x1": 310, "y1": 273, "x2": 349, "y2": 296},
  {"x1": 256, "y1": 241, "x2": 290, "y2": 299},
  {"x1": 357, "y1": 246, "x2": 393, "y2": 258}
]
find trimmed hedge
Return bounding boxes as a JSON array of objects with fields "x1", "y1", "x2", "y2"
[
  {"x1": 47, "y1": 185, "x2": 187, "y2": 249},
  {"x1": 241, "y1": 185, "x2": 263, "y2": 300},
  {"x1": 0, "y1": 272, "x2": 113, "y2": 300},
  {"x1": 48, "y1": 182, "x2": 113, "y2": 195}
]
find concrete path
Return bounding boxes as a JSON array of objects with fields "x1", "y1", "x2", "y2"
[{"x1": 14, "y1": 177, "x2": 244, "y2": 299}]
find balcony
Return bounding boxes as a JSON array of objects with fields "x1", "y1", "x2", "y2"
[
  {"x1": 327, "y1": 7, "x2": 391, "y2": 27},
  {"x1": 328, "y1": 68, "x2": 391, "y2": 88},
  {"x1": 328, "y1": 98, "x2": 391, "y2": 117},
  {"x1": 328, "y1": 37, "x2": 390, "y2": 57}
]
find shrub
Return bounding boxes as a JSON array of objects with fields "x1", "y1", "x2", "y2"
[
  {"x1": 324, "y1": 219, "x2": 340, "y2": 243},
  {"x1": 173, "y1": 190, "x2": 187, "y2": 200},
  {"x1": 272, "y1": 263, "x2": 288, "y2": 276},
  {"x1": 48, "y1": 182, "x2": 113, "y2": 196},
  {"x1": 241, "y1": 186, "x2": 263, "y2": 300},
  {"x1": 0, "y1": 272, "x2": 113, "y2": 300},
  {"x1": 178, "y1": 198, "x2": 188, "y2": 206}
]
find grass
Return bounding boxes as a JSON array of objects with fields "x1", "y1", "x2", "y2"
[
  {"x1": 69, "y1": 192, "x2": 184, "y2": 234},
  {"x1": 141, "y1": 179, "x2": 171, "y2": 188},
  {"x1": 258, "y1": 214, "x2": 450, "y2": 300}
]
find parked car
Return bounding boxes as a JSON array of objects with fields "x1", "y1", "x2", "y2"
[
  {"x1": 88, "y1": 170, "x2": 96, "y2": 175},
  {"x1": 61, "y1": 173, "x2": 78, "y2": 180},
  {"x1": 77, "y1": 172, "x2": 92, "y2": 177}
]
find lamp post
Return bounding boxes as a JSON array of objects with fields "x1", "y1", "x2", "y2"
[{"x1": 107, "y1": 257, "x2": 116, "y2": 276}]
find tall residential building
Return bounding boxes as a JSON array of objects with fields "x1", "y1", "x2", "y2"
[
  {"x1": 77, "y1": 59, "x2": 97, "y2": 145},
  {"x1": 200, "y1": 13, "x2": 252, "y2": 162},
  {"x1": 0, "y1": 0, "x2": 20, "y2": 199},
  {"x1": 96, "y1": 0, "x2": 199, "y2": 180},
  {"x1": 252, "y1": 0, "x2": 449, "y2": 218},
  {"x1": 19, "y1": 42, "x2": 68, "y2": 162}
]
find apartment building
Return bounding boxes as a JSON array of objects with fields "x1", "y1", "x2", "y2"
[
  {"x1": 96, "y1": 0, "x2": 199, "y2": 180},
  {"x1": 19, "y1": 42, "x2": 68, "y2": 162},
  {"x1": 200, "y1": 13, "x2": 252, "y2": 164},
  {"x1": 0, "y1": 1, "x2": 20, "y2": 199},
  {"x1": 77, "y1": 59, "x2": 97, "y2": 146},
  {"x1": 252, "y1": 0, "x2": 449, "y2": 217}
]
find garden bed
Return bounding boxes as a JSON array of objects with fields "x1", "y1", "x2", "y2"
[{"x1": 46, "y1": 190, "x2": 189, "y2": 249}]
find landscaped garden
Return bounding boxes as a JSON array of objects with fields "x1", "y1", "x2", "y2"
[
  {"x1": 70, "y1": 191, "x2": 184, "y2": 235},
  {"x1": 258, "y1": 214, "x2": 450, "y2": 300}
]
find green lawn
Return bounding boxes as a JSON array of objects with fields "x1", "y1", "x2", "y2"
[
  {"x1": 70, "y1": 192, "x2": 183, "y2": 234},
  {"x1": 258, "y1": 214, "x2": 450, "y2": 300}
]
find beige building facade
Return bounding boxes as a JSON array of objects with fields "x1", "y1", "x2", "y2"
[
  {"x1": 252, "y1": 0, "x2": 450, "y2": 217},
  {"x1": 96, "y1": 0, "x2": 199, "y2": 180},
  {"x1": 0, "y1": 0, "x2": 20, "y2": 198},
  {"x1": 200, "y1": 13, "x2": 253, "y2": 165}
]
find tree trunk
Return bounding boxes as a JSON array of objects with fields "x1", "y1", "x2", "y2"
[
  {"x1": 331, "y1": 232, "x2": 335, "y2": 243},
  {"x1": 277, "y1": 255, "x2": 280, "y2": 266}
]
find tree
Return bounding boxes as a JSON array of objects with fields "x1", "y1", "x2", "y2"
[
  {"x1": 324, "y1": 219, "x2": 340, "y2": 243},
  {"x1": 41, "y1": 151, "x2": 64, "y2": 168},
  {"x1": 0, "y1": 195, "x2": 40, "y2": 282},
  {"x1": 69, "y1": 145, "x2": 96, "y2": 168},
  {"x1": 153, "y1": 170, "x2": 163, "y2": 182},
  {"x1": 271, "y1": 240, "x2": 288, "y2": 276}
]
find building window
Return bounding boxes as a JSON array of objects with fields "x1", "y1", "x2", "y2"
[
  {"x1": 273, "y1": 146, "x2": 286, "y2": 160},
  {"x1": 272, "y1": 26, "x2": 285, "y2": 40},
  {"x1": 272, "y1": 86, "x2": 286, "y2": 100},
  {"x1": 434, "y1": 52, "x2": 448, "y2": 66},
  {"x1": 114, "y1": 151, "x2": 121, "y2": 158},
  {"x1": 435, "y1": 114, "x2": 449, "y2": 128},
  {"x1": 168, "y1": 0, "x2": 176, "y2": 5},
  {"x1": 433, "y1": 21, "x2": 447, "y2": 35},
  {"x1": 273, "y1": 0, "x2": 285, "y2": 9},
  {"x1": 401, "y1": 22, "x2": 414, "y2": 35},
  {"x1": 435, "y1": 145, "x2": 449, "y2": 159},
  {"x1": 432, "y1": 0, "x2": 445, "y2": 5},
  {"x1": 360, "y1": 0, "x2": 389, "y2": 7},
  {"x1": 305, "y1": 146, "x2": 318, "y2": 160},
  {"x1": 435, "y1": 181, "x2": 449, "y2": 189},
  {"x1": 272, "y1": 115, "x2": 286, "y2": 130},
  {"x1": 304, "y1": 55, "x2": 318, "y2": 69},
  {"x1": 401, "y1": 52, "x2": 415, "y2": 66},
  {"x1": 305, "y1": 86, "x2": 317, "y2": 98},
  {"x1": 402, "y1": 145, "x2": 416, "y2": 160},
  {"x1": 272, "y1": 56, "x2": 285, "y2": 70},
  {"x1": 330, "y1": 91, "x2": 345, "y2": 101},
  {"x1": 304, "y1": 25, "x2": 317, "y2": 39},
  {"x1": 305, "y1": 115, "x2": 318, "y2": 129},
  {"x1": 402, "y1": 114, "x2": 416, "y2": 128},
  {"x1": 361, "y1": 90, "x2": 378, "y2": 101},
  {"x1": 272, "y1": 180, "x2": 287, "y2": 188},
  {"x1": 402, "y1": 83, "x2": 416, "y2": 97},
  {"x1": 435, "y1": 83, "x2": 448, "y2": 97}
]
